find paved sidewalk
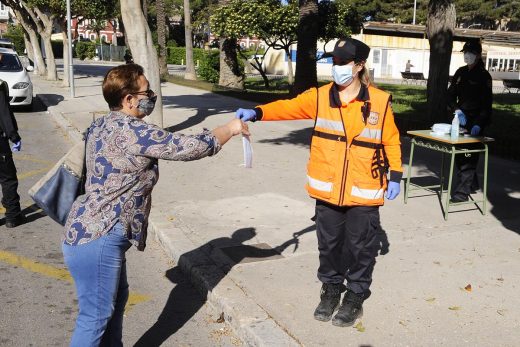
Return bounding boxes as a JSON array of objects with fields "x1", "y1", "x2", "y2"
[{"x1": 31, "y1": 67, "x2": 520, "y2": 346}]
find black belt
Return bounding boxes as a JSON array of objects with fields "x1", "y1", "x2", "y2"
[
  {"x1": 351, "y1": 139, "x2": 383, "y2": 149},
  {"x1": 312, "y1": 130, "x2": 346, "y2": 142}
]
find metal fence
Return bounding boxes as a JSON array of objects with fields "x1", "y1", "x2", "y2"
[{"x1": 96, "y1": 45, "x2": 126, "y2": 61}]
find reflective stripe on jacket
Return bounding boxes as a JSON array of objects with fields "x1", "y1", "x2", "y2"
[{"x1": 257, "y1": 82, "x2": 402, "y2": 207}]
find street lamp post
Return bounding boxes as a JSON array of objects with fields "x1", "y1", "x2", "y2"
[
  {"x1": 66, "y1": 0, "x2": 75, "y2": 98},
  {"x1": 413, "y1": 0, "x2": 417, "y2": 25}
]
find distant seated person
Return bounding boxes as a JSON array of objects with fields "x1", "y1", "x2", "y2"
[{"x1": 405, "y1": 60, "x2": 414, "y2": 72}]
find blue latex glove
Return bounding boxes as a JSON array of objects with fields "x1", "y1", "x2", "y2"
[
  {"x1": 236, "y1": 108, "x2": 256, "y2": 122},
  {"x1": 470, "y1": 125, "x2": 481, "y2": 136},
  {"x1": 385, "y1": 181, "x2": 400, "y2": 200},
  {"x1": 11, "y1": 140, "x2": 21, "y2": 152},
  {"x1": 455, "y1": 110, "x2": 467, "y2": 126}
]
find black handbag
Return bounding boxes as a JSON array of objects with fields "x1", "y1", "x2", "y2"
[{"x1": 28, "y1": 128, "x2": 90, "y2": 225}]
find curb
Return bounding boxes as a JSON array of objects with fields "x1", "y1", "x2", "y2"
[
  {"x1": 36, "y1": 89, "x2": 300, "y2": 347},
  {"x1": 148, "y1": 210, "x2": 300, "y2": 347}
]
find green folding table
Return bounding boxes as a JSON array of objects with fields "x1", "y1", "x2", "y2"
[{"x1": 404, "y1": 130, "x2": 494, "y2": 220}]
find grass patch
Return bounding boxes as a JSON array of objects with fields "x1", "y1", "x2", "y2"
[{"x1": 166, "y1": 75, "x2": 520, "y2": 158}]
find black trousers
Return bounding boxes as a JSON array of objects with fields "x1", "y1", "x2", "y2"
[
  {"x1": 0, "y1": 137, "x2": 21, "y2": 220},
  {"x1": 315, "y1": 200, "x2": 380, "y2": 295},
  {"x1": 453, "y1": 144, "x2": 480, "y2": 198}
]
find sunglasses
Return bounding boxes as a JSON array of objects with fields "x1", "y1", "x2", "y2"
[{"x1": 132, "y1": 89, "x2": 155, "y2": 98}]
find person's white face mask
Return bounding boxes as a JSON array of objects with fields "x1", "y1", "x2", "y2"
[
  {"x1": 332, "y1": 64, "x2": 358, "y2": 87},
  {"x1": 464, "y1": 52, "x2": 477, "y2": 65}
]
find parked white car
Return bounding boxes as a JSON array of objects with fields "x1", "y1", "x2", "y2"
[{"x1": 0, "y1": 47, "x2": 33, "y2": 108}]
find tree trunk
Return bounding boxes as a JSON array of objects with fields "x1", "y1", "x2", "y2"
[
  {"x1": 218, "y1": 38, "x2": 244, "y2": 89},
  {"x1": 285, "y1": 47, "x2": 294, "y2": 85},
  {"x1": 61, "y1": 23, "x2": 70, "y2": 87},
  {"x1": 23, "y1": 32, "x2": 34, "y2": 63},
  {"x1": 30, "y1": 7, "x2": 57, "y2": 81},
  {"x1": 121, "y1": 0, "x2": 164, "y2": 127},
  {"x1": 12, "y1": 7, "x2": 46, "y2": 76},
  {"x1": 42, "y1": 33, "x2": 58, "y2": 81},
  {"x1": 426, "y1": 0, "x2": 456, "y2": 124},
  {"x1": 110, "y1": 20, "x2": 118, "y2": 46},
  {"x1": 183, "y1": 0, "x2": 196, "y2": 80},
  {"x1": 293, "y1": 0, "x2": 318, "y2": 95},
  {"x1": 157, "y1": 0, "x2": 168, "y2": 78}
]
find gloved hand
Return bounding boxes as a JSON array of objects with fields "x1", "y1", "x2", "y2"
[
  {"x1": 454, "y1": 109, "x2": 467, "y2": 126},
  {"x1": 11, "y1": 140, "x2": 21, "y2": 152},
  {"x1": 385, "y1": 181, "x2": 400, "y2": 200},
  {"x1": 236, "y1": 108, "x2": 257, "y2": 122},
  {"x1": 470, "y1": 125, "x2": 481, "y2": 136}
]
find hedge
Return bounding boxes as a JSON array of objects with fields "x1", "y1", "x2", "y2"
[{"x1": 166, "y1": 47, "x2": 207, "y2": 65}]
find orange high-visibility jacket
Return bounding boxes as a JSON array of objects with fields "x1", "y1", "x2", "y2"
[{"x1": 256, "y1": 82, "x2": 403, "y2": 206}]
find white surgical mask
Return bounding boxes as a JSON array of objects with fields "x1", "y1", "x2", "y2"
[
  {"x1": 463, "y1": 52, "x2": 477, "y2": 65},
  {"x1": 332, "y1": 64, "x2": 357, "y2": 87}
]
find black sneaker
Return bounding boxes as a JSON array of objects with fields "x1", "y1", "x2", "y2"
[
  {"x1": 5, "y1": 215, "x2": 25, "y2": 228},
  {"x1": 450, "y1": 194, "x2": 469, "y2": 203},
  {"x1": 313, "y1": 283, "x2": 345, "y2": 322},
  {"x1": 332, "y1": 290, "x2": 364, "y2": 327}
]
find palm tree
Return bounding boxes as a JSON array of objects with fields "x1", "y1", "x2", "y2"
[
  {"x1": 293, "y1": 0, "x2": 319, "y2": 95},
  {"x1": 217, "y1": 0, "x2": 243, "y2": 89},
  {"x1": 184, "y1": 0, "x2": 196, "y2": 80},
  {"x1": 157, "y1": 0, "x2": 169, "y2": 78},
  {"x1": 426, "y1": 0, "x2": 456, "y2": 124}
]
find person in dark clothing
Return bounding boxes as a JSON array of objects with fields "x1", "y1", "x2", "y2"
[
  {"x1": 447, "y1": 39, "x2": 492, "y2": 203},
  {"x1": 0, "y1": 79, "x2": 24, "y2": 228}
]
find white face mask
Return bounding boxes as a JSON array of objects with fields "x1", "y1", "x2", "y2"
[
  {"x1": 332, "y1": 64, "x2": 358, "y2": 87},
  {"x1": 464, "y1": 52, "x2": 477, "y2": 65}
]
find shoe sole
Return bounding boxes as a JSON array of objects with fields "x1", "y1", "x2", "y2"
[
  {"x1": 331, "y1": 308, "x2": 363, "y2": 327},
  {"x1": 313, "y1": 303, "x2": 340, "y2": 322}
]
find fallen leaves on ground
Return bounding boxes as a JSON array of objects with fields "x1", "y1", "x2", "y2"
[
  {"x1": 425, "y1": 297, "x2": 436, "y2": 302},
  {"x1": 353, "y1": 321, "x2": 365, "y2": 332},
  {"x1": 448, "y1": 306, "x2": 461, "y2": 311}
]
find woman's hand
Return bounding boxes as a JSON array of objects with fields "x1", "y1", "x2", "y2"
[
  {"x1": 227, "y1": 118, "x2": 250, "y2": 136},
  {"x1": 212, "y1": 118, "x2": 251, "y2": 146}
]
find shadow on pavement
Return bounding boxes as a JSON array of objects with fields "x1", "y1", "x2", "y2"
[
  {"x1": 258, "y1": 127, "x2": 313, "y2": 148},
  {"x1": 135, "y1": 225, "x2": 315, "y2": 346},
  {"x1": 34, "y1": 94, "x2": 64, "y2": 108},
  {"x1": 162, "y1": 94, "x2": 234, "y2": 133}
]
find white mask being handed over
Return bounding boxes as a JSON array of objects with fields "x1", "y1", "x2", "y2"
[
  {"x1": 332, "y1": 64, "x2": 357, "y2": 87},
  {"x1": 463, "y1": 52, "x2": 477, "y2": 65}
]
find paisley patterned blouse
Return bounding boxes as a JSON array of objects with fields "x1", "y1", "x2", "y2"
[{"x1": 64, "y1": 111, "x2": 221, "y2": 250}]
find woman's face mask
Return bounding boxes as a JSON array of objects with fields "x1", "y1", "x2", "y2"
[
  {"x1": 464, "y1": 52, "x2": 477, "y2": 65},
  {"x1": 332, "y1": 63, "x2": 358, "y2": 87},
  {"x1": 136, "y1": 95, "x2": 157, "y2": 115}
]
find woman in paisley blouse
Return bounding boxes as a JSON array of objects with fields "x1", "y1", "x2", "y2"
[{"x1": 62, "y1": 63, "x2": 248, "y2": 346}]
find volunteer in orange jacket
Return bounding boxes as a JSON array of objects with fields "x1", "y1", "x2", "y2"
[{"x1": 235, "y1": 38, "x2": 403, "y2": 327}]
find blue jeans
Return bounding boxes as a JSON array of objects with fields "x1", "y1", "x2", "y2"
[{"x1": 62, "y1": 223, "x2": 132, "y2": 347}]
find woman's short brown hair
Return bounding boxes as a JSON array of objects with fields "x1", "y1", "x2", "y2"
[{"x1": 102, "y1": 63, "x2": 144, "y2": 110}]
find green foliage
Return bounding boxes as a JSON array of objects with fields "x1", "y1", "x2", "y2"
[
  {"x1": 211, "y1": 0, "x2": 263, "y2": 39},
  {"x1": 166, "y1": 46, "x2": 206, "y2": 64},
  {"x1": 197, "y1": 49, "x2": 220, "y2": 83},
  {"x1": 318, "y1": 0, "x2": 363, "y2": 47},
  {"x1": 75, "y1": 41, "x2": 97, "y2": 60},
  {"x1": 4, "y1": 24, "x2": 25, "y2": 55}
]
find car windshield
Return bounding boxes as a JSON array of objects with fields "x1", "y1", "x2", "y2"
[{"x1": 0, "y1": 54, "x2": 23, "y2": 72}]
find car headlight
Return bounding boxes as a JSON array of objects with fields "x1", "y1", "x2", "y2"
[{"x1": 13, "y1": 82, "x2": 30, "y2": 89}]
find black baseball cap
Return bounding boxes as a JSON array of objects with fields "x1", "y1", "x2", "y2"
[
  {"x1": 321, "y1": 37, "x2": 370, "y2": 62},
  {"x1": 461, "y1": 39, "x2": 482, "y2": 54}
]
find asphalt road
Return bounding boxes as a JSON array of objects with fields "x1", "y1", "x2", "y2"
[{"x1": 0, "y1": 98, "x2": 242, "y2": 347}]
